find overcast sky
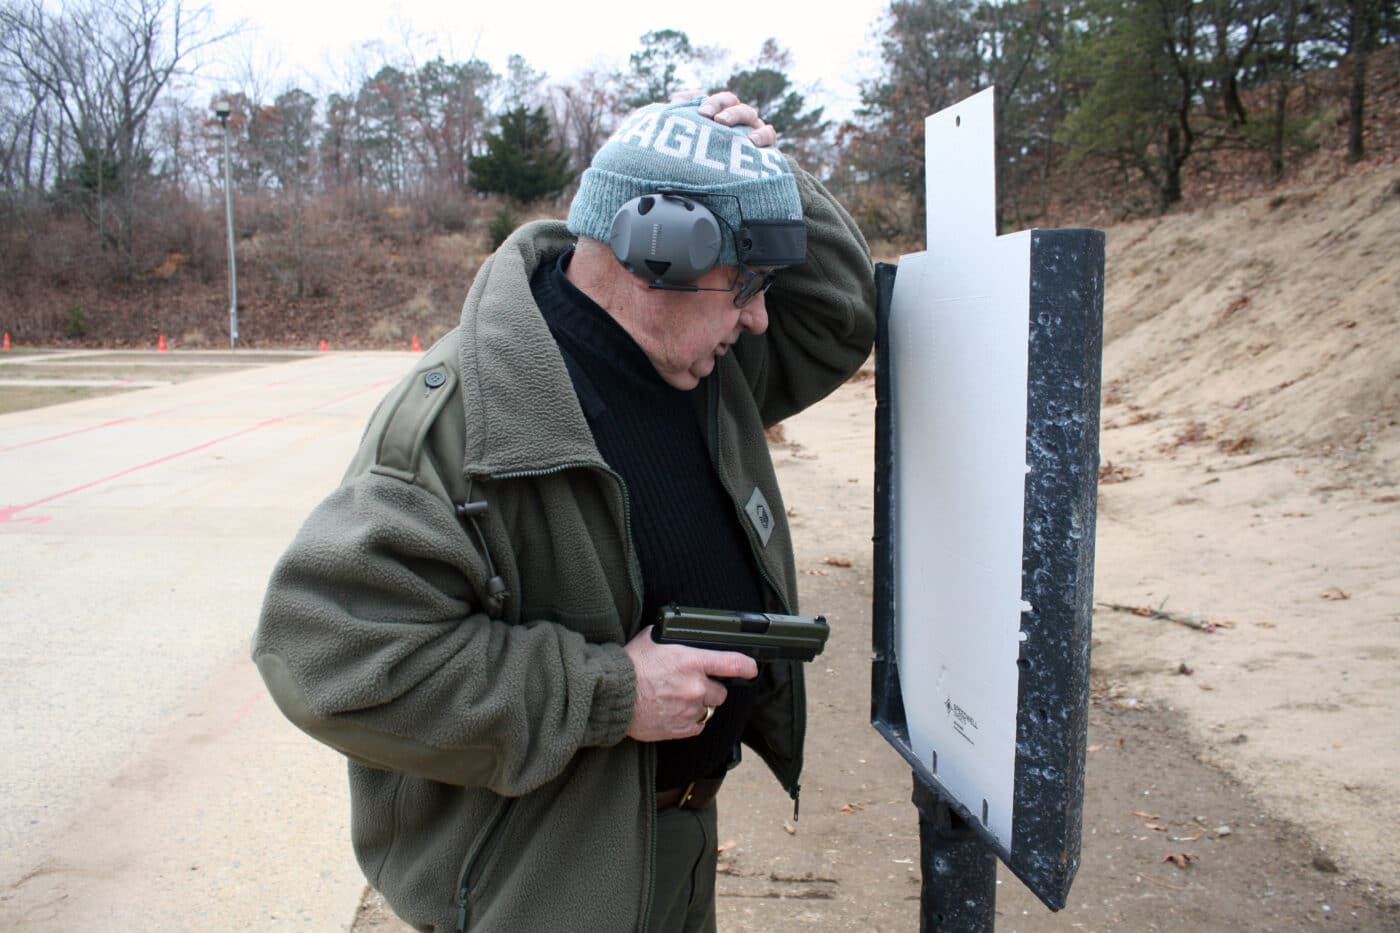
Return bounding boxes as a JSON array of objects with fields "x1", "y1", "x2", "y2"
[{"x1": 193, "y1": 0, "x2": 892, "y2": 122}]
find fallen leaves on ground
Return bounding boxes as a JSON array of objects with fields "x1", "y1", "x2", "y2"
[
  {"x1": 1098, "y1": 460, "x2": 1140, "y2": 484},
  {"x1": 1220, "y1": 294, "x2": 1251, "y2": 321},
  {"x1": 838, "y1": 802, "x2": 867, "y2": 814},
  {"x1": 1217, "y1": 435, "x2": 1257, "y2": 455},
  {"x1": 1162, "y1": 853, "x2": 1195, "y2": 869},
  {"x1": 1173, "y1": 421, "x2": 1212, "y2": 447},
  {"x1": 823, "y1": 556, "x2": 853, "y2": 568},
  {"x1": 1322, "y1": 587, "x2": 1351, "y2": 600}
]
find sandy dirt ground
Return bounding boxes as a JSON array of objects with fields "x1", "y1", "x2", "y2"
[
  {"x1": 359, "y1": 165, "x2": 1398, "y2": 930},
  {"x1": 1090, "y1": 165, "x2": 1399, "y2": 894},
  {"x1": 758, "y1": 366, "x2": 1398, "y2": 931}
]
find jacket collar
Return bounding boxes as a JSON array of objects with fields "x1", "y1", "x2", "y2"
[{"x1": 456, "y1": 220, "x2": 610, "y2": 478}]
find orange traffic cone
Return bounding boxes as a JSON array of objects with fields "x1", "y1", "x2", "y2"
[
  {"x1": 1, "y1": 332, "x2": 10, "y2": 351},
  {"x1": 411, "y1": 334, "x2": 422, "y2": 352},
  {"x1": 156, "y1": 334, "x2": 168, "y2": 352},
  {"x1": 319, "y1": 338, "x2": 328, "y2": 352}
]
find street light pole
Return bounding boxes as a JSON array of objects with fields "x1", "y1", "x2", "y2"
[{"x1": 214, "y1": 100, "x2": 238, "y2": 349}]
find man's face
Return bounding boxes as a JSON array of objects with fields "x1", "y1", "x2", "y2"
[{"x1": 645, "y1": 264, "x2": 770, "y2": 391}]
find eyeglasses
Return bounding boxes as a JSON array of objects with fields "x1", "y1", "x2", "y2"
[
  {"x1": 656, "y1": 263, "x2": 779, "y2": 306},
  {"x1": 731, "y1": 264, "x2": 778, "y2": 309}
]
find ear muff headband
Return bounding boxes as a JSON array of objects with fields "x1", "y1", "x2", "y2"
[{"x1": 608, "y1": 193, "x2": 722, "y2": 284}]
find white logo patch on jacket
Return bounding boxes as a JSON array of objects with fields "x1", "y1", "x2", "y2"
[{"x1": 744, "y1": 486, "x2": 775, "y2": 548}]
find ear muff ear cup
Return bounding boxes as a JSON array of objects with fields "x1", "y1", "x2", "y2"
[{"x1": 609, "y1": 194, "x2": 722, "y2": 284}]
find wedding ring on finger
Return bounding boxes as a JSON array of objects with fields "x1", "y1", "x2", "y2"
[{"x1": 698, "y1": 705, "x2": 715, "y2": 726}]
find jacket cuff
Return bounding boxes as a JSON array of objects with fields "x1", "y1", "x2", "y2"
[{"x1": 583, "y1": 643, "x2": 636, "y2": 747}]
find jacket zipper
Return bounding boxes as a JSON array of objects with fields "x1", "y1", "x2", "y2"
[
  {"x1": 706, "y1": 376, "x2": 805, "y2": 820},
  {"x1": 706, "y1": 380, "x2": 793, "y2": 617},
  {"x1": 455, "y1": 797, "x2": 515, "y2": 931},
  {"x1": 641, "y1": 744, "x2": 657, "y2": 931},
  {"x1": 456, "y1": 463, "x2": 605, "y2": 931},
  {"x1": 490, "y1": 462, "x2": 653, "y2": 929}
]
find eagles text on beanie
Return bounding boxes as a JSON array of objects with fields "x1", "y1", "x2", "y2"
[{"x1": 567, "y1": 99, "x2": 803, "y2": 268}]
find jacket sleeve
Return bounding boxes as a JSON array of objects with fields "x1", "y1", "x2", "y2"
[
  {"x1": 251, "y1": 468, "x2": 636, "y2": 795},
  {"x1": 734, "y1": 160, "x2": 877, "y2": 426}
]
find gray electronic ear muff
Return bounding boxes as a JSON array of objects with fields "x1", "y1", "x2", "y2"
[{"x1": 609, "y1": 193, "x2": 722, "y2": 285}]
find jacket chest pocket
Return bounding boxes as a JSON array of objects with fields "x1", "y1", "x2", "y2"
[{"x1": 491, "y1": 470, "x2": 639, "y2": 638}]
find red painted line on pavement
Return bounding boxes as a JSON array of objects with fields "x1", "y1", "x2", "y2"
[
  {"x1": 0, "y1": 364, "x2": 337, "y2": 454},
  {"x1": 232, "y1": 685, "x2": 264, "y2": 725},
  {"x1": 0, "y1": 407, "x2": 182, "y2": 454},
  {"x1": 0, "y1": 380, "x2": 390, "y2": 523},
  {"x1": 201, "y1": 685, "x2": 267, "y2": 744}
]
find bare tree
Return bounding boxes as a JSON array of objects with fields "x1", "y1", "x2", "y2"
[
  {"x1": 1266, "y1": 0, "x2": 1304, "y2": 178},
  {"x1": 266, "y1": 87, "x2": 318, "y2": 298},
  {"x1": 407, "y1": 56, "x2": 496, "y2": 190},
  {"x1": 1340, "y1": 0, "x2": 1384, "y2": 161},
  {"x1": 0, "y1": 35, "x2": 64, "y2": 193},
  {"x1": 0, "y1": 0, "x2": 217, "y2": 278},
  {"x1": 547, "y1": 69, "x2": 619, "y2": 182}
]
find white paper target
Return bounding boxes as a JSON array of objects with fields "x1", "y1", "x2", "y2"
[{"x1": 889, "y1": 88, "x2": 1031, "y2": 850}]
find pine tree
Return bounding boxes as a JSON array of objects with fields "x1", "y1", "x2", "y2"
[
  {"x1": 468, "y1": 106, "x2": 574, "y2": 204},
  {"x1": 1057, "y1": 0, "x2": 1202, "y2": 213},
  {"x1": 620, "y1": 30, "x2": 700, "y2": 109},
  {"x1": 719, "y1": 41, "x2": 828, "y2": 167}
]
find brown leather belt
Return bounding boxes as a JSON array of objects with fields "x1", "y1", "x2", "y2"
[{"x1": 656, "y1": 778, "x2": 724, "y2": 811}]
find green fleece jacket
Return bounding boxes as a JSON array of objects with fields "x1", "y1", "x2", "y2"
[{"x1": 252, "y1": 164, "x2": 875, "y2": 932}]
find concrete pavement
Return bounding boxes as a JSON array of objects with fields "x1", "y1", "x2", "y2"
[{"x1": 0, "y1": 351, "x2": 419, "y2": 930}]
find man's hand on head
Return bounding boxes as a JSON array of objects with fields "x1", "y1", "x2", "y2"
[{"x1": 698, "y1": 91, "x2": 778, "y2": 148}]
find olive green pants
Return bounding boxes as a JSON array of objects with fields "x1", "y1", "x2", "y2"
[{"x1": 649, "y1": 802, "x2": 719, "y2": 933}]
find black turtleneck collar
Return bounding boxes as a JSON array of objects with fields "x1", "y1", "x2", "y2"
[{"x1": 531, "y1": 249, "x2": 682, "y2": 421}]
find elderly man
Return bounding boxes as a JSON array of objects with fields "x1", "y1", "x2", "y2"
[{"x1": 253, "y1": 91, "x2": 875, "y2": 931}]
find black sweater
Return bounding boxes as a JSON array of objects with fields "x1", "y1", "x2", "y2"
[{"x1": 533, "y1": 251, "x2": 765, "y2": 789}]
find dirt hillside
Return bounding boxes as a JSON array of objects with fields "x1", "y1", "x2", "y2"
[
  {"x1": 1090, "y1": 161, "x2": 1399, "y2": 888},
  {"x1": 1103, "y1": 167, "x2": 1399, "y2": 467}
]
